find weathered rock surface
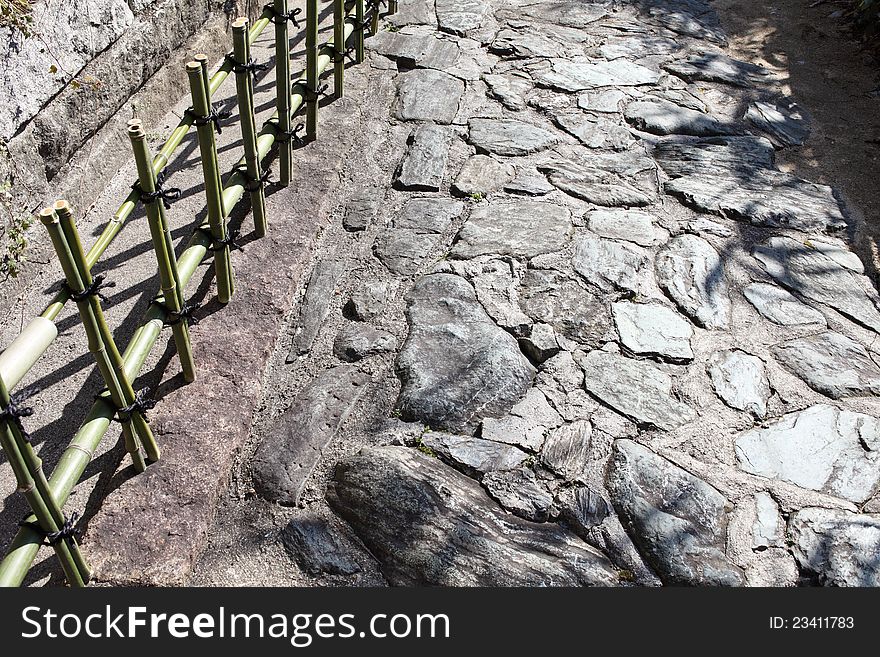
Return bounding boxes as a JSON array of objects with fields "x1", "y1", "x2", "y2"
[
  {"x1": 707, "y1": 350, "x2": 770, "y2": 418},
  {"x1": 435, "y1": 0, "x2": 490, "y2": 37},
  {"x1": 556, "y1": 486, "x2": 611, "y2": 534},
  {"x1": 753, "y1": 492, "x2": 783, "y2": 550},
  {"x1": 482, "y1": 468, "x2": 554, "y2": 522},
  {"x1": 746, "y1": 99, "x2": 810, "y2": 147},
  {"x1": 656, "y1": 235, "x2": 730, "y2": 329},
  {"x1": 288, "y1": 259, "x2": 346, "y2": 359},
  {"x1": 481, "y1": 388, "x2": 563, "y2": 452},
  {"x1": 519, "y1": 323, "x2": 561, "y2": 364},
  {"x1": 327, "y1": 446, "x2": 619, "y2": 586},
  {"x1": 553, "y1": 113, "x2": 635, "y2": 150},
  {"x1": 532, "y1": 58, "x2": 660, "y2": 91},
  {"x1": 608, "y1": 440, "x2": 745, "y2": 586},
  {"x1": 367, "y1": 29, "x2": 460, "y2": 70},
  {"x1": 587, "y1": 209, "x2": 668, "y2": 247},
  {"x1": 625, "y1": 100, "x2": 738, "y2": 137},
  {"x1": 396, "y1": 274, "x2": 535, "y2": 433},
  {"x1": 578, "y1": 89, "x2": 627, "y2": 113},
  {"x1": 452, "y1": 198, "x2": 572, "y2": 258},
  {"x1": 344, "y1": 281, "x2": 390, "y2": 321},
  {"x1": 504, "y1": 170, "x2": 555, "y2": 196},
  {"x1": 754, "y1": 237, "x2": 880, "y2": 334},
  {"x1": 484, "y1": 72, "x2": 533, "y2": 111},
  {"x1": 771, "y1": 332, "x2": 880, "y2": 399},
  {"x1": 281, "y1": 515, "x2": 362, "y2": 576},
  {"x1": 394, "y1": 69, "x2": 465, "y2": 124},
  {"x1": 333, "y1": 324, "x2": 398, "y2": 362},
  {"x1": 572, "y1": 235, "x2": 650, "y2": 294},
  {"x1": 665, "y1": 52, "x2": 771, "y2": 87},
  {"x1": 735, "y1": 404, "x2": 880, "y2": 503},
  {"x1": 742, "y1": 283, "x2": 826, "y2": 327},
  {"x1": 419, "y1": 432, "x2": 530, "y2": 478},
  {"x1": 653, "y1": 135, "x2": 776, "y2": 179},
  {"x1": 490, "y1": 28, "x2": 566, "y2": 58},
  {"x1": 577, "y1": 351, "x2": 696, "y2": 431},
  {"x1": 374, "y1": 198, "x2": 464, "y2": 275},
  {"x1": 253, "y1": 366, "x2": 371, "y2": 505},
  {"x1": 541, "y1": 420, "x2": 592, "y2": 481},
  {"x1": 613, "y1": 302, "x2": 695, "y2": 361},
  {"x1": 468, "y1": 118, "x2": 559, "y2": 156},
  {"x1": 395, "y1": 123, "x2": 451, "y2": 191},
  {"x1": 452, "y1": 155, "x2": 515, "y2": 196},
  {"x1": 789, "y1": 508, "x2": 880, "y2": 586},
  {"x1": 342, "y1": 193, "x2": 380, "y2": 232}
]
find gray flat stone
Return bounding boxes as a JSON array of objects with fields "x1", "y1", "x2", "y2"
[
  {"x1": 394, "y1": 69, "x2": 465, "y2": 124},
  {"x1": 572, "y1": 235, "x2": 650, "y2": 294},
  {"x1": 519, "y1": 268, "x2": 613, "y2": 348},
  {"x1": 375, "y1": 197, "x2": 465, "y2": 276},
  {"x1": 685, "y1": 217, "x2": 735, "y2": 238},
  {"x1": 504, "y1": 170, "x2": 555, "y2": 196},
  {"x1": 532, "y1": 57, "x2": 660, "y2": 91},
  {"x1": 599, "y1": 34, "x2": 679, "y2": 60},
  {"x1": 656, "y1": 235, "x2": 730, "y2": 329},
  {"x1": 541, "y1": 419, "x2": 592, "y2": 481},
  {"x1": 452, "y1": 155, "x2": 515, "y2": 196},
  {"x1": 460, "y1": 257, "x2": 532, "y2": 334},
  {"x1": 387, "y1": 1, "x2": 438, "y2": 27},
  {"x1": 608, "y1": 439, "x2": 745, "y2": 586},
  {"x1": 625, "y1": 99, "x2": 738, "y2": 137},
  {"x1": 789, "y1": 507, "x2": 880, "y2": 586},
  {"x1": 367, "y1": 29, "x2": 459, "y2": 70},
  {"x1": 395, "y1": 123, "x2": 451, "y2": 191},
  {"x1": 395, "y1": 197, "x2": 466, "y2": 232},
  {"x1": 754, "y1": 236, "x2": 880, "y2": 333},
  {"x1": 735, "y1": 404, "x2": 880, "y2": 503},
  {"x1": 587, "y1": 209, "x2": 669, "y2": 246},
  {"x1": 419, "y1": 432, "x2": 530, "y2": 478},
  {"x1": 753, "y1": 492, "x2": 782, "y2": 550},
  {"x1": 468, "y1": 118, "x2": 559, "y2": 156},
  {"x1": 613, "y1": 302, "x2": 695, "y2": 361},
  {"x1": 665, "y1": 52, "x2": 771, "y2": 87},
  {"x1": 483, "y1": 468, "x2": 554, "y2": 522},
  {"x1": 342, "y1": 193, "x2": 380, "y2": 232},
  {"x1": 288, "y1": 259, "x2": 346, "y2": 360},
  {"x1": 519, "y1": 323, "x2": 560, "y2": 364},
  {"x1": 665, "y1": 169, "x2": 846, "y2": 232},
  {"x1": 577, "y1": 89, "x2": 627, "y2": 113},
  {"x1": 396, "y1": 274, "x2": 535, "y2": 433},
  {"x1": 647, "y1": 0, "x2": 727, "y2": 44},
  {"x1": 553, "y1": 112, "x2": 635, "y2": 150},
  {"x1": 281, "y1": 515, "x2": 362, "y2": 576},
  {"x1": 490, "y1": 28, "x2": 565, "y2": 58},
  {"x1": 772, "y1": 331, "x2": 880, "y2": 399},
  {"x1": 344, "y1": 281, "x2": 390, "y2": 322},
  {"x1": 435, "y1": 0, "x2": 489, "y2": 36},
  {"x1": 483, "y1": 72, "x2": 533, "y2": 111},
  {"x1": 743, "y1": 283, "x2": 827, "y2": 327},
  {"x1": 327, "y1": 446, "x2": 619, "y2": 586},
  {"x1": 480, "y1": 388, "x2": 563, "y2": 452},
  {"x1": 253, "y1": 366, "x2": 371, "y2": 505},
  {"x1": 707, "y1": 349, "x2": 770, "y2": 418},
  {"x1": 539, "y1": 151, "x2": 656, "y2": 207},
  {"x1": 746, "y1": 99, "x2": 810, "y2": 147},
  {"x1": 557, "y1": 486, "x2": 612, "y2": 534},
  {"x1": 653, "y1": 135, "x2": 776, "y2": 179},
  {"x1": 451, "y1": 198, "x2": 572, "y2": 259},
  {"x1": 333, "y1": 324, "x2": 397, "y2": 362},
  {"x1": 498, "y1": 1, "x2": 608, "y2": 28},
  {"x1": 577, "y1": 351, "x2": 696, "y2": 431}
]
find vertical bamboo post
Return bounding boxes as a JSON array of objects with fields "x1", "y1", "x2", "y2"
[
  {"x1": 370, "y1": 0, "x2": 380, "y2": 36},
  {"x1": 38, "y1": 207, "x2": 149, "y2": 472},
  {"x1": 128, "y1": 125, "x2": 197, "y2": 383},
  {"x1": 333, "y1": 0, "x2": 345, "y2": 98},
  {"x1": 305, "y1": 0, "x2": 319, "y2": 139},
  {"x1": 355, "y1": 0, "x2": 365, "y2": 63},
  {"x1": 232, "y1": 18, "x2": 269, "y2": 238},
  {"x1": 389, "y1": 0, "x2": 397, "y2": 14},
  {"x1": 273, "y1": 0, "x2": 293, "y2": 186},
  {"x1": 55, "y1": 201, "x2": 162, "y2": 464},
  {"x1": 187, "y1": 60, "x2": 235, "y2": 304},
  {"x1": 0, "y1": 377, "x2": 88, "y2": 586}
]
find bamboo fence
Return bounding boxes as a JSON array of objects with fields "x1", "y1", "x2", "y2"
[{"x1": 0, "y1": 0, "x2": 396, "y2": 587}]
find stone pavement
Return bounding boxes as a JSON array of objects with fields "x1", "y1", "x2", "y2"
[{"x1": 150, "y1": 1, "x2": 880, "y2": 586}]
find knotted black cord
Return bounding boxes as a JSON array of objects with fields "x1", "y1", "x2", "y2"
[
  {"x1": 272, "y1": 121, "x2": 305, "y2": 146},
  {"x1": 0, "y1": 386, "x2": 40, "y2": 444},
  {"x1": 68, "y1": 273, "x2": 116, "y2": 304},
  {"x1": 266, "y1": 4, "x2": 302, "y2": 27},
  {"x1": 190, "y1": 103, "x2": 234, "y2": 135},
  {"x1": 198, "y1": 226, "x2": 243, "y2": 252},
  {"x1": 157, "y1": 300, "x2": 200, "y2": 327},
  {"x1": 133, "y1": 167, "x2": 181, "y2": 210},
  {"x1": 19, "y1": 512, "x2": 81, "y2": 546},
  {"x1": 225, "y1": 53, "x2": 270, "y2": 79},
  {"x1": 112, "y1": 387, "x2": 157, "y2": 423},
  {"x1": 242, "y1": 167, "x2": 273, "y2": 192}
]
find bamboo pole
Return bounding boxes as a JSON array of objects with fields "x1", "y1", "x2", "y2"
[
  {"x1": 187, "y1": 60, "x2": 235, "y2": 304},
  {"x1": 0, "y1": 376, "x2": 89, "y2": 586},
  {"x1": 273, "y1": 0, "x2": 293, "y2": 186},
  {"x1": 0, "y1": 7, "x2": 362, "y2": 587},
  {"x1": 305, "y1": 0, "x2": 319, "y2": 139},
  {"x1": 355, "y1": 0, "x2": 365, "y2": 63},
  {"x1": 232, "y1": 18, "x2": 269, "y2": 238},
  {"x1": 128, "y1": 124, "x2": 197, "y2": 383},
  {"x1": 38, "y1": 206, "x2": 149, "y2": 473},
  {"x1": 370, "y1": 0, "x2": 380, "y2": 36},
  {"x1": 333, "y1": 0, "x2": 345, "y2": 98},
  {"x1": 389, "y1": 0, "x2": 397, "y2": 14}
]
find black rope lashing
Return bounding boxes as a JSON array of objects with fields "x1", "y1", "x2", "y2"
[
  {"x1": 266, "y1": 4, "x2": 302, "y2": 27},
  {"x1": 0, "y1": 386, "x2": 40, "y2": 444},
  {"x1": 112, "y1": 387, "x2": 157, "y2": 423},
  {"x1": 191, "y1": 103, "x2": 234, "y2": 135},
  {"x1": 20, "y1": 513, "x2": 81, "y2": 546},
  {"x1": 134, "y1": 167, "x2": 181, "y2": 210},
  {"x1": 157, "y1": 300, "x2": 200, "y2": 327},
  {"x1": 301, "y1": 83, "x2": 329, "y2": 102},
  {"x1": 242, "y1": 167, "x2": 273, "y2": 192},
  {"x1": 331, "y1": 45, "x2": 358, "y2": 65},
  {"x1": 68, "y1": 273, "x2": 116, "y2": 304},
  {"x1": 225, "y1": 53, "x2": 270, "y2": 79},
  {"x1": 198, "y1": 226, "x2": 243, "y2": 252},
  {"x1": 272, "y1": 121, "x2": 305, "y2": 146}
]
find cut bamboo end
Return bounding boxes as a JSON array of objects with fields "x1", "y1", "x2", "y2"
[
  {"x1": 232, "y1": 17, "x2": 248, "y2": 30},
  {"x1": 53, "y1": 200, "x2": 72, "y2": 217},
  {"x1": 186, "y1": 61, "x2": 201, "y2": 73},
  {"x1": 38, "y1": 207, "x2": 57, "y2": 225},
  {"x1": 127, "y1": 123, "x2": 146, "y2": 139}
]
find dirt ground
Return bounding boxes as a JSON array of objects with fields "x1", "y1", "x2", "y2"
[{"x1": 712, "y1": 0, "x2": 880, "y2": 279}]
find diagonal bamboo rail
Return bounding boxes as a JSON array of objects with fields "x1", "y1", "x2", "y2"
[{"x1": 0, "y1": 2, "x2": 363, "y2": 587}]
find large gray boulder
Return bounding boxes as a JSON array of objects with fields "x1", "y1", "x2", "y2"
[
  {"x1": 395, "y1": 274, "x2": 535, "y2": 433},
  {"x1": 327, "y1": 446, "x2": 619, "y2": 586},
  {"x1": 789, "y1": 508, "x2": 880, "y2": 586}
]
